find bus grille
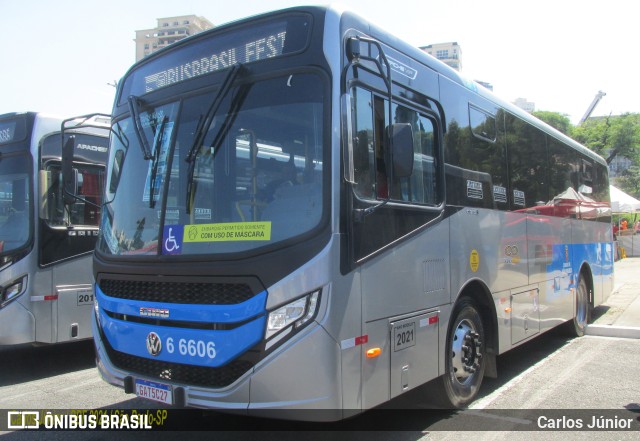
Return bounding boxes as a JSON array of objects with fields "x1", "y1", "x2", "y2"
[
  {"x1": 98, "y1": 279, "x2": 256, "y2": 305},
  {"x1": 103, "y1": 336, "x2": 254, "y2": 388}
]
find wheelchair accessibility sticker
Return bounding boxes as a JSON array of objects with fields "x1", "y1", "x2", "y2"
[{"x1": 162, "y1": 225, "x2": 184, "y2": 255}]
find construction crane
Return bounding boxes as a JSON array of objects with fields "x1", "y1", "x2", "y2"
[{"x1": 578, "y1": 90, "x2": 606, "y2": 125}]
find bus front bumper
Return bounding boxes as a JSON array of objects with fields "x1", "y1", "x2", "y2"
[{"x1": 92, "y1": 312, "x2": 345, "y2": 421}]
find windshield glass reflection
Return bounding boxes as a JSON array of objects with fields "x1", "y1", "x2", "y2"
[{"x1": 99, "y1": 72, "x2": 325, "y2": 257}]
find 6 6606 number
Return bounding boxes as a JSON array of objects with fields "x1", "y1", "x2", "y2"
[{"x1": 166, "y1": 337, "x2": 216, "y2": 359}]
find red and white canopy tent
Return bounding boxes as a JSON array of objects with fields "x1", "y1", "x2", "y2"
[
  {"x1": 611, "y1": 185, "x2": 640, "y2": 257},
  {"x1": 610, "y1": 185, "x2": 640, "y2": 214}
]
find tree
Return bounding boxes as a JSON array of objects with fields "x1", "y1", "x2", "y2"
[
  {"x1": 617, "y1": 165, "x2": 640, "y2": 196},
  {"x1": 572, "y1": 113, "x2": 640, "y2": 165},
  {"x1": 572, "y1": 113, "x2": 640, "y2": 198},
  {"x1": 532, "y1": 111, "x2": 572, "y2": 135}
]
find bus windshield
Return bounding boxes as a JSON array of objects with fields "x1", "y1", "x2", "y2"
[
  {"x1": 100, "y1": 72, "x2": 325, "y2": 257},
  {"x1": 0, "y1": 154, "x2": 31, "y2": 254}
]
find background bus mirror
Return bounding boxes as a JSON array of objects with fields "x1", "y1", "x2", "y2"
[
  {"x1": 390, "y1": 123, "x2": 414, "y2": 178},
  {"x1": 346, "y1": 37, "x2": 361, "y2": 61},
  {"x1": 62, "y1": 136, "x2": 77, "y2": 205}
]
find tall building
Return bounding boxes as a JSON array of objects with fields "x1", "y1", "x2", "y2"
[
  {"x1": 513, "y1": 97, "x2": 536, "y2": 113},
  {"x1": 420, "y1": 42, "x2": 492, "y2": 91},
  {"x1": 419, "y1": 42, "x2": 462, "y2": 71},
  {"x1": 609, "y1": 154, "x2": 631, "y2": 179},
  {"x1": 135, "y1": 15, "x2": 214, "y2": 61}
]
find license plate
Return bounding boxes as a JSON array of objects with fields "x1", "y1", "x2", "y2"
[
  {"x1": 393, "y1": 322, "x2": 416, "y2": 351},
  {"x1": 135, "y1": 379, "x2": 173, "y2": 405}
]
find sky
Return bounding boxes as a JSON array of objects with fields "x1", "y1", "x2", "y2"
[{"x1": 2, "y1": 0, "x2": 639, "y2": 124}]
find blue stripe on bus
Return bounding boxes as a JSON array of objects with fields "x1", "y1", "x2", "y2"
[
  {"x1": 97, "y1": 306, "x2": 266, "y2": 368},
  {"x1": 545, "y1": 242, "x2": 613, "y2": 300},
  {"x1": 95, "y1": 285, "x2": 267, "y2": 323},
  {"x1": 95, "y1": 286, "x2": 268, "y2": 367},
  {"x1": 568, "y1": 242, "x2": 614, "y2": 277}
]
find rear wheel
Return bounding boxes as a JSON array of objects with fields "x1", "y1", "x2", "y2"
[
  {"x1": 570, "y1": 276, "x2": 590, "y2": 337},
  {"x1": 433, "y1": 298, "x2": 486, "y2": 408}
]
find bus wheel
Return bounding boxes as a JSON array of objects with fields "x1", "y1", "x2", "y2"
[
  {"x1": 433, "y1": 298, "x2": 486, "y2": 408},
  {"x1": 571, "y1": 276, "x2": 590, "y2": 337}
]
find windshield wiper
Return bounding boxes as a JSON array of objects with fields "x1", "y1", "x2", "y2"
[
  {"x1": 148, "y1": 116, "x2": 169, "y2": 208},
  {"x1": 186, "y1": 64, "x2": 244, "y2": 164},
  {"x1": 185, "y1": 64, "x2": 245, "y2": 214},
  {"x1": 127, "y1": 95, "x2": 153, "y2": 160}
]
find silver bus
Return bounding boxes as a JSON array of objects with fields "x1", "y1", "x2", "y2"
[
  {"x1": 88, "y1": 6, "x2": 613, "y2": 419},
  {"x1": 0, "y1": 112, "x2": 108, "y2": 345}
]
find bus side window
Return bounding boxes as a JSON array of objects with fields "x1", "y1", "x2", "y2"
[
  {"x1": 391, "y1": 103, "x2": 439, "y2": 205},
  {"x1": 76, "y1": 168, "x2": 103, "y2": 226},
  {"x1": 352, "y1": 87, "x2": 376, "y2": 200},
  {"x1": 350, "y1": 87, "x2": 391, "y2": 201},
  {"x1": 351, "y1": 86, "x2": 440, "y2": 206},
  {"x1": 416, "y1": 115, "x2": 439, "y2": 205},
  {"x1": 46, "y1": 167, "x2": 67, "y2": 226},
  {"x1": 506, "y1": 113, "x2": 549, "y2": 211}
]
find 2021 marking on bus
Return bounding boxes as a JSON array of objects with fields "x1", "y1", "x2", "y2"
[
  {"x1": 76, "y1": 290, "x2": 94, "y2": 306},
  {"x1": 393, "y1": 322, "x2": 416, "y2": 351}
]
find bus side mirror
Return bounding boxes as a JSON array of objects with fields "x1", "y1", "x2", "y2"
[
  {"x1": 389, "y1": 123, "x2": 414, "y2": 178},
  {"x1": 62, "y1": 136, "x2": 77, "y2": 205}
]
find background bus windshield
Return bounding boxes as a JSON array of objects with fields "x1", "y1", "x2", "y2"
[{"x1": 0, "y1": 155, "x2": 31, "y2": 253}]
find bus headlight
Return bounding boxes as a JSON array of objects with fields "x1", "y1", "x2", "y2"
[
  {"x1": 1, "y1": 275, "x2": 27, "y2": 307},
  {"x1": 266, "y1": 290, "x2": 320, "y2": 341}
]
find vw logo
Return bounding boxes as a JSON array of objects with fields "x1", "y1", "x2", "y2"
[{"x1": 146, "y1": 332, "x2": 162, "y2": 356}]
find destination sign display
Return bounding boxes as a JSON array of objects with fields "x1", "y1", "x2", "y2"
[
  {"x1": 0, "y1": 118, "x2": 26, "y2": 146},
  {"x1": 144, "y1": 31, "x2": 286, "y2": 92},
  {"x1": 119, "y1": 15, "x2": 311, "y2": 101}
]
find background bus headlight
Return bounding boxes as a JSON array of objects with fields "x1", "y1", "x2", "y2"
[
  {"x1": 266, "y1": 290, "x2": 320, "y2": 341},
  {"x1": 1, "y1": 276, "x2": 27, "y2": 307}
]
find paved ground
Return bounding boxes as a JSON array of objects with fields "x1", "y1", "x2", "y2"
[
  {"x1": 1, "y1": 258, "x2": 638, "y2": 440},
  {"x1": 588, "y1": 257, "x2": 640, "y2": 338}
]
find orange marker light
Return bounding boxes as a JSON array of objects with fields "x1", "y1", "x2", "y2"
[
  {"x1": 366, "y1": 348, "x2": 382, "y2": 358},
  {"x1": 504, "y1": 307, "x2": 512, "y2": 314}
]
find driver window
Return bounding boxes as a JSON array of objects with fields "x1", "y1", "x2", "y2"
[
  {"x1": 352, "y1": 87, "x2": 440, "y2": 206},
  {"x1": 46, "y1": 164, "x2": 104, "y2": 227}
]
